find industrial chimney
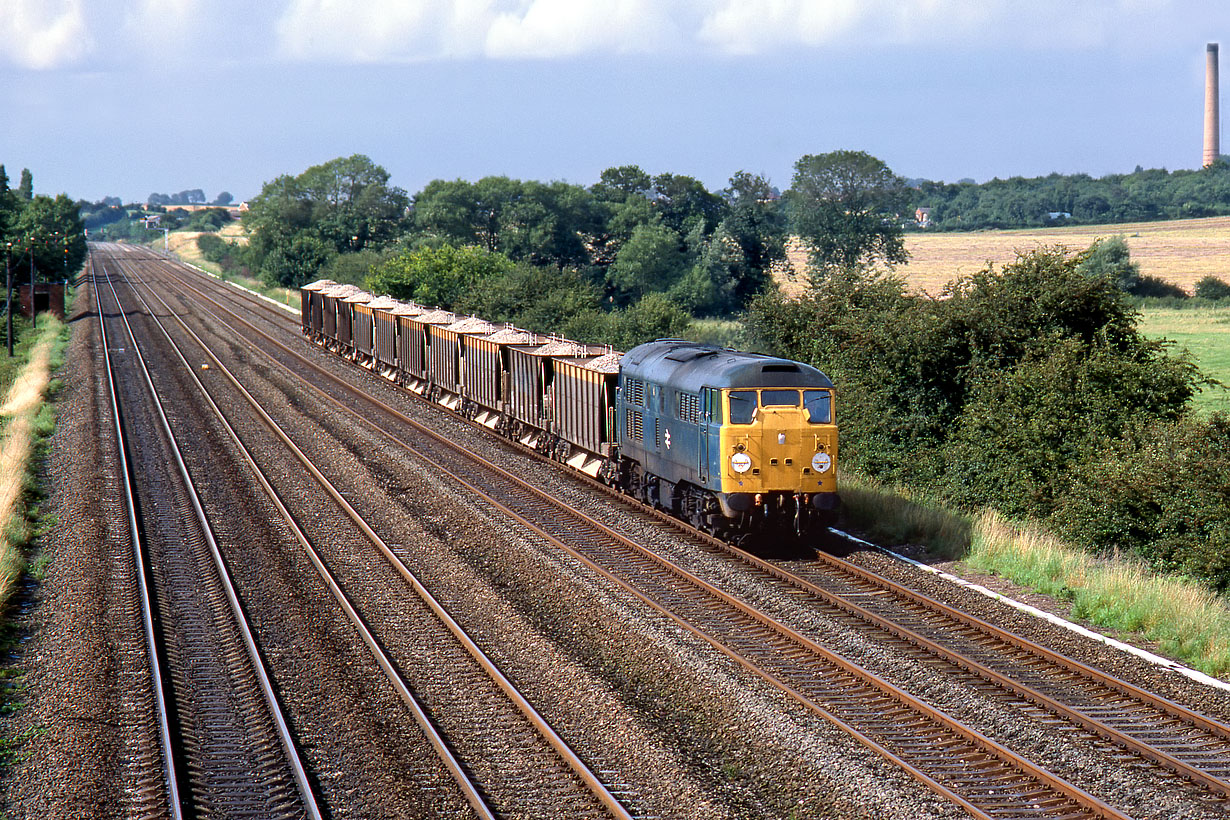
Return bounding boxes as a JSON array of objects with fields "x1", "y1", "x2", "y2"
[{"x1": 1205, "y1": 43, "x2": 1220, "y2": 167}]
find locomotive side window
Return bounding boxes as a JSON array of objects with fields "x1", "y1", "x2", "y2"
[
  {"x1": 729, "y1": 390, "x2": 757, "y2": 424},
  {"x1": 803, "y1": 389, "x2": 832, "y2": 424},
  {"x1": 761, "y1": 389, "x2": 800, "y2": 407}
]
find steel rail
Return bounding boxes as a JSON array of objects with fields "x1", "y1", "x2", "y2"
[
  {"x1": 91, "y1": 254, "x2": 184, "y2": 820},
  {"x1": 96, "y1": 253, "x2": 323, "y2": 819},
  {"x1": 115, "y1": 250, "x2": 634, "y2": 820},
  {"x1": 141, "y1": 249, "x2": 1130, "y2": 820},
  {"x1": 162, "y1": 254, "x2": 1230, "y2": 798}
]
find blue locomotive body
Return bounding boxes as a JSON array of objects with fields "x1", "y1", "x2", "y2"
[{"x1": 617, "y1": 340, "x2": 838, "y2": 535}]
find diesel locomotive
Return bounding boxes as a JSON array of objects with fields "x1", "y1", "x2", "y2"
[
  {"x1": 618, "y1": 340, "x2": 838, "y2": 536},
  {"x1": 301, "y1": 280, "x2": 838, "y2": 537}
]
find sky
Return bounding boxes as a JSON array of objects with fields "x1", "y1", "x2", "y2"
[{"x1": 1, "y1": 0, "x2": 1227, "y2": 204}]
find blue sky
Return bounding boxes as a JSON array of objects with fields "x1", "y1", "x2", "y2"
[{"x1": 1, "y1": 1, "x2": 1226, "y2": 203}]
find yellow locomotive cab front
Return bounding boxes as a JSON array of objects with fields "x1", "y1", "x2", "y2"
[{"x1": 718, "y1": 387, "x2": 837, "y2": 502}]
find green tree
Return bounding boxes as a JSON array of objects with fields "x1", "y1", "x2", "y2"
[
  {"x1": 723, "y1": 170, "x2": 776, "y2": 206},
  {"x1": 591, "y1": 165, "x2": 653, "y2": 202},
  {"x1": 1195, "y1": 276, "x2": 1230, "y2": 300},
  {"x1": 13, "y1": 194, "x2": 88, "y2": 280},
  {"x1": 0, "y1": 165, "x2": 11, "y2": 244},
  {"x1": 456, "y1": 264, "x2": 600, "y2": 332},
  {"x1": 242, "y1": 155, "x2": 408, "y2": 275},
  {"x1": 260, "y1": 235, "x2": 334, "y2": 288},
  {"x1": 607, "y1": 222, "x2": 688, "y2": 301},
  {"x1": 296, "y1": 154, "x2": 409, "y2": 252},
  {"x1": 787, "y1": 150, "x2": 908, "y2": 276},
  {"x1": 1076, "y1": 236, "x2": 1139, "y2": 291},
  {"x1": 366, "y1": 244, "x2": 515, "y2": 307},
  {"x1": 650, "y1": 173, "x2": 727, "y2": 236},
  {"x1": 570, "y1": 293, "x2": 692, "y2": 349},
  {"x1": 17, "y1": 168, "x2": 33, "y2": 202},
  {"x1": 1053, "y1": 415, "x2": 1230, "y2": 586}
]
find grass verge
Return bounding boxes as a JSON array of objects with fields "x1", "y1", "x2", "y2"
[
  {"x1": 838, "y1": 471, "x2": 1230, "y2": 677},
  {"x1": 0, "y1": 315, "x2": 69, "y2": 609},
  {"x1": 964, "y1": 510, "x2": 1230, "y2": 677},
  {"x1": 836, "y1": 471, "x2": 972, "y2": 560}
]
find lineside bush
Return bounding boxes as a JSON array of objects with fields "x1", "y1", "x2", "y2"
[
  {"x1": 746, "y1": 245, "x2": 1230, "y2": 589},
  {"x1": 1195, "y1": 275, "x2": 1230, "y2": 301}
]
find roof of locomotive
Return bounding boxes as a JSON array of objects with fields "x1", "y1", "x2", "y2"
[{"x1": 621, "y1": 339, "x2": 832, "y2": 392}]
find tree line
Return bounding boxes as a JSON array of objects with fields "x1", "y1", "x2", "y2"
[
  {"x1": 202, "y1": 151, "x2": 904, "y2": 343},
  {"x1": 908, "y1": 162, "x2": 1230, "y2": 230},
  {"x1": 0, "y1": 165, "x2": 88, "y2": 285},
  {"x1": 747, "y1": 249, "x2": 1230, "y2": 590}
]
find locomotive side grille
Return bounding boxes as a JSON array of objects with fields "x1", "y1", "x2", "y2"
[
  {"x1": 678, "y1": 392, "x2": 700, "y2": 424},
  {"x1": 625, "y1": 377, "x2": 645, "y2": 406},
  {"x1": 626, "y1": 409, "x2": 644, "y2": 442},
  {"x1": 654, "y1": 417, "x2": 661, "y2": 450}
]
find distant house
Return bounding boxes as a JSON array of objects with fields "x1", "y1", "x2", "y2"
[
  {"x1": 915, "y1": 207, "x2": 931, "y2": 227},
  {"x1": 142, "y1": 214, "x2": 161, "y2": 228},
  {"x1": 1047, "y1": 211, "x2": 1072, "y2": 221}
]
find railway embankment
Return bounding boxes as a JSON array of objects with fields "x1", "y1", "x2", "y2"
[{"x1": 0, "y1": 316, "x2": 67, "y2": 608}]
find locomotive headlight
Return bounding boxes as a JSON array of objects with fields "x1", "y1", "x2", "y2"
[
  {"x1": 811, "y1": 452, "x2": 832, "y2": 473},
  {"x1": 731, "y1": 452, "x2": 752, "y2": 473}
]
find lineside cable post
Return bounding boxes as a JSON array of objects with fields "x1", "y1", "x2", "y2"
[{"x1": 5, "y1": 241, "x2": 11, "y2": 356}]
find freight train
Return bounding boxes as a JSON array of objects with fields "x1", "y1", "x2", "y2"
[{"x1": 301, "y1": 280, "x2": 838, "y2": 538}]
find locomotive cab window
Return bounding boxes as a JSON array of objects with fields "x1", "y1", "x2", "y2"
[
  {"x1": 728, "y1": 390, "x2": 757, "y2": 424},
  {"x1": 761, "y1": 389, "x2": 800, "y2": 407},
  {"x1": 803, "y1": 389, "x2": 832, "y2": 424}
]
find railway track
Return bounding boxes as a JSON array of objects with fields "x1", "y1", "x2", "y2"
[
  {"x1": 99, "y1": 246, "x2": 638, "y2": 819},
  {"x1": 92, "y1": 254, "x2": 321, "y2": 818},
  {"x1": 122, "y1": 248, "x2": 1191, "y2": 819}
]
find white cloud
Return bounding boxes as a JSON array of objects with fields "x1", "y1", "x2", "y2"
[
  {"x1": 267, "y1": 0, "x2": 1189, "y2": 63},
  {"x1": 119, "y1": 0, "x2": 205, "y2": 61},
  {"x1": 486, "y1": 0, "x2": 687, "y2": 58},
  {"x1": 275, "y1": 0, "x2": 706, "y2": 61},
  {"x1": 276, "y1": 0, "x2": 488, "y2": 61},
  {"x1": 0, "y1": 1, "x2": 92, "y2": 70},
  {"x1": 696, "y1": 0, "x2": 1181, "y2": 54}
]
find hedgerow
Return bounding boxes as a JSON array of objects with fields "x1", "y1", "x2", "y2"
[{"x1": 747, "y1": 247, "x2": 1230, "y2": 587}]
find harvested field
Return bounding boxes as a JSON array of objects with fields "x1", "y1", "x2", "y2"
[
  {"x1": 903, "y1": 216, "x2": 1230, "y2": 295},
  {"x1": 780, "y1": 217, "x2": 1230, "y2": 296}
]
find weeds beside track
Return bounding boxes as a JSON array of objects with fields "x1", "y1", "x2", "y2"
[{"x1": 0, "y1": 316, "x2": 68, "y2": 608}]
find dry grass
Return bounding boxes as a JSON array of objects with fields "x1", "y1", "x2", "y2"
[
  {"x1": 837, "y1": 472, "x2": 972, "y2": 560},
  {"x1": 904, "y1": 216, "x2": 1230, "y2": 295},
  {"x1": 0, "y1": 318, "x2": 64, "y2": 605},
  {"x1": 777, "y1": 216, "x2": 1230, "y2": 296},
  {"x1": 166, "y1": 221, "x2": 247, "y2": 271},
  {"x1": 965, "y1": 510, "x2": 1230, "y2": 676}
]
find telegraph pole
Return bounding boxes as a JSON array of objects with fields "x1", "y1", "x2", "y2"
[
  {"x1": 5, "y1": 242, "x2": 12, "y2": 357},
  {"x1": 29, "y1": 236, "x2": 36, "y2": 330}
]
